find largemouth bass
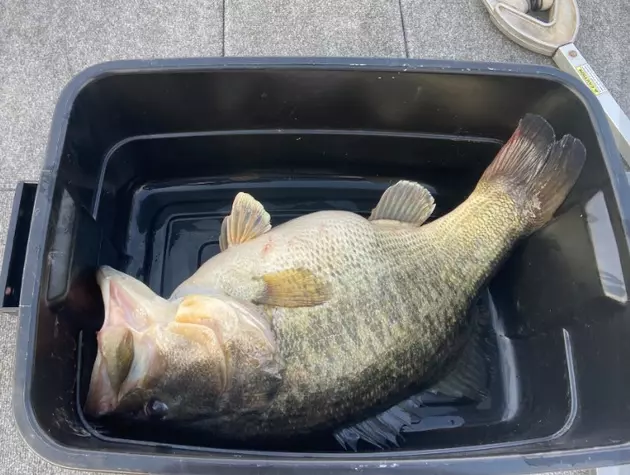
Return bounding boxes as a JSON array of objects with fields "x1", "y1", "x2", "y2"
[{"x1": 85, "y1": 114, "x2": 586, "y2": 441}]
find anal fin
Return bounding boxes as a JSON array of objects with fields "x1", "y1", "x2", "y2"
[
  {"x1": 333, "y1": 295, "x2": 494, "y2": 451},
  {"x1": 430, "y1": 297, "x2": 492, "y2": 401},
  {"x1": 369, "y1": 181, "x2": 435, "y2": 226},
  {"x1": 220, "y1": 192, "x2": 271, "y2": 251}
]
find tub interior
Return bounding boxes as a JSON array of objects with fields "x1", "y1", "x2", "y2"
[{"x1": 26, "y1": 67, "x2": 630, "y2": 458}]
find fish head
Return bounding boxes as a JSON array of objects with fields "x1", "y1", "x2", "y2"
[
  {"x1": 141, "y1": 294, "x2": 283, "y2": 422},
  {"x1": 85, "y1": 270, "x2": 283, "y2": 424}
]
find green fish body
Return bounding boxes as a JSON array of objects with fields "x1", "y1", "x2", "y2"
[{"x1": 85, "y1": 114, "x2": 586, "y2": 441}]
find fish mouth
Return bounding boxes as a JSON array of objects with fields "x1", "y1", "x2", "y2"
[
  {"x1": 85, "y1": 266, "x2": 166, "y2": 417},
  {"x1": 95, "y1": 266, "x2": 151, "y2": 331},
  {"x1": 85, "y1": 328, "x2": 162, "y2": 417},
  {"x1": 85, "y1": 271, "x2": 130, "y2": 417}
]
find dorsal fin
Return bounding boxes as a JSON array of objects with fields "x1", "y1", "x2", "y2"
[
  {"x1": 369, "y1": 181, "x2": 435, "y2": 226},
  {"x1": 219, "y1": 192, "x2": 271, "y2": 251}
]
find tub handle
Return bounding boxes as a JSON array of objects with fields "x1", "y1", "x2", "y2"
[{"x1": 0, "y1": 182, "x2": 37, "y2": 313}]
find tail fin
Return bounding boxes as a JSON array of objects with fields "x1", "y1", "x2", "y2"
[{"x1": 478, "y1": 114, "x2": 586, "y2": 233}]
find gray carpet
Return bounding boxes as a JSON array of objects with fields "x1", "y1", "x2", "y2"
[{"x1": 0, "y1": 0, "x2": 627, "y2": 473}]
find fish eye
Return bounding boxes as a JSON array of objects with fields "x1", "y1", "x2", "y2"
[{"x1": 144, "y1": 398, "x2": 169, "y2": 419}]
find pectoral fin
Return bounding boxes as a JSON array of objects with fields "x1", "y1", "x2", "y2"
[
  {"x1": 219, "y1": 192, "x2": 271, "y2": 251},
  {"x1": 254, "y1": 268, "x2": 330, "y2": 308},
  {"x1": 369, "y1": 181, "x2": 435, "y2": 226}
]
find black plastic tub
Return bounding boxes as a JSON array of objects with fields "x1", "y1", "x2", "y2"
[{"x1": 3, "y1": 57, "x2": 630, "y2": 474}]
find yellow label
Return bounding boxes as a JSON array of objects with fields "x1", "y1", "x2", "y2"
[{"x1": 575, "y1": 65, "x2": 606, "y2": 96}]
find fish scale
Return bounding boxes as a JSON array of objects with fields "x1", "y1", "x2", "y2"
[{"x1": 241, "y1": 195, "x2": 521, "y2": 436}]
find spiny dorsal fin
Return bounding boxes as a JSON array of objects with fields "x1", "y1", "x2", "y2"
[
  {"x1": 369, "y1": 180, "x2": 435, "y2": 226},
  {"x1": 254, "y1": 268, "x2": 330, "y2": 308},
  {"x1": 219, "y1": 192, "x2": 271, "y2": 252}
]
